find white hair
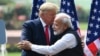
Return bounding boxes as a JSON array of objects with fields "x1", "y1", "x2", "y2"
[{"x1": 55, "y1": 13, "x2": 73, "y2": 28}]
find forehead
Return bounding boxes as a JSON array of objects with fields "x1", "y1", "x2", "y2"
[
  {"x1": 47, "y1": 10, "x2": 56, "y2": 14},
  {"x1": 54, "y1": 19, "x2": 62, "y2": 24}
]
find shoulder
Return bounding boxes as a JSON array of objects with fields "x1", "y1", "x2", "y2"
[
  {"x1": 24, "y1": 19, "x2": 40, "y2": 25},
  {"x1": 63, "y1": 33, "x2": 75, "y2": 37},
  {"x1": 25, "y1": 20, "x2": 33, "y2": 24},
  {"x1": 23, "y1": 19, "x2": 41, "y2": 28},
  {"x1": 62, "y1": 33, "x2": 76, "y2": 40},
  {"x1": 23, "y1": 20, "x2": 34, "y2": 26}
]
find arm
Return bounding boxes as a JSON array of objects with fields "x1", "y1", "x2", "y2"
[
  {"x1": 31, "y1": 33, "x2": 77, "y2": 55},
  {"x1": 20, "y1": 21, "x2": 35, "y2": 51},
  {"x1": 21, "y1": 21, "x2": 33, "y2": 41}
]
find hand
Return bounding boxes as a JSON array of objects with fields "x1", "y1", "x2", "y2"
[
  {"x1": 80, "y1": 35, "x2": 85, "y2": 48},
  {"x1": 17, "y1": 40, "x2": 32, "y2": 50},
  {"x1": 81, "y1": 41, "x2": 84, "y2": 48}
]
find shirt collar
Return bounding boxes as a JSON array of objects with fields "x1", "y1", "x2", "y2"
[{"x1": 40, "y1": 18, "x2": 46, "y2": 27}]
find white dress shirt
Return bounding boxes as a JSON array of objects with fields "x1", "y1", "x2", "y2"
[
  {"x1": 31, "y1": 33, "x2": 77, "y2": 55},
  {"x1": 40, "y1": 18, "x2": 51, "y2": 40}
]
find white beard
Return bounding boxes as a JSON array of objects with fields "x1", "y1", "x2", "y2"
[
  {"x1": 54, "y1": 30, "x2": 62, "y2": 35},
  {"x1": 54, "y1": 31, "x2": 58, "y2": 35}
]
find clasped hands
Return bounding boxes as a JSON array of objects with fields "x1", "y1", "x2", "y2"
[{"x1": 17, "y1": 40, "x2": 32, "y2": 50}]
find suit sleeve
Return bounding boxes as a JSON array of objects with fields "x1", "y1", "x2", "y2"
[{"x1": 21, "y1": 21, "x2": 34, "y2": 41}]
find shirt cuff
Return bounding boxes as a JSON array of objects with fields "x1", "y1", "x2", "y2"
[{"x1": 30, "y1": 44, "x2": 34, "y2": 51}]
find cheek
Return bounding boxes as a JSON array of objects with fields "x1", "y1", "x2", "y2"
[
  {"x1": 49, "y1": 16, "x2": 55, "y2": 20},
  {"x1": 49, "y1": 19, "x2": 54, "y2": 24},
  {"x1": 57, "y1": 26, "x2": 63, "y2": 31},
  {"x1": 53, "y1": 26, "x2": 58, "y2": 30},
  {"x1": 51, "y1": 19, "x2": 54, "y2": 23},
  {"x1": 55, "y1": 26, "x2": 60, "y2": 31}
]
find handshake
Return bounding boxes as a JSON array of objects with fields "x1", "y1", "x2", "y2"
[{"x1": 17, "y1": 40, "x2": 32, "y2": 50}]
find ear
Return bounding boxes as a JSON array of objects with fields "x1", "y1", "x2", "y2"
[{"x1": 64, "y1": 24, "x2": 67, "y2": 30}]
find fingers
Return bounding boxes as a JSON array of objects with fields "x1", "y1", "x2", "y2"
[
  {"x1": 17, "y1": 40, "x2": 32, "y2": 50},
  {"x1": 81, "y1": 41, "x2": 85, "y2": 48},
  {"x1": 17, "y1": 42, "x2": 24, "y2": 49}
]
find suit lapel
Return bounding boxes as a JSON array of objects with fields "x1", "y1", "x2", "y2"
[
  {"x1": 49, "y1": 26, "x2": 54, "y2": 44},
  {"x1": 36, "y1": 19, "x2": 47, "y2": 44}
]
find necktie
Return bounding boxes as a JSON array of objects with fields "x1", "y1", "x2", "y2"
[{"x1": 45, "y1": 25, "x2": 49, "y2": 45}]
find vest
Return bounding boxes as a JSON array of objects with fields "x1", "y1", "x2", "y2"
[{"x1": 54, "y1": 28, "x2": 84, "y2": 56}]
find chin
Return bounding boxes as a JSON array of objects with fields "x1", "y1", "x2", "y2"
[
  {"x1": 54, "y1": 32, "x2": 58, "y2": 35},
  {"x1": 54, "y1": 31, "x2": 61, "y2": 35}
]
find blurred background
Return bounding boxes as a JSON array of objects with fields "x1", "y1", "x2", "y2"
[{"x1": 0, "y1": 0, "x2": 91, "y2": 56}]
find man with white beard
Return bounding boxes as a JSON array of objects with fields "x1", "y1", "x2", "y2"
[{"x1": 17, "y1": 13, "x2": 84, "y2": 56}]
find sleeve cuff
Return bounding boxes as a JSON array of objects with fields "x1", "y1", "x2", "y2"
[{"x1": 30, "y1": 44, "x2": 34, "y2": 51}]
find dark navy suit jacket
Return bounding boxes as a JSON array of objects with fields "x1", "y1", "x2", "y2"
[{"x1": 21, "y1": 19, "x2": 57, "y2": 56}]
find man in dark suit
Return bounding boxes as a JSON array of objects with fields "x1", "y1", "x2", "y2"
[{"x1": 20, "y1": 2, "x2": 58, "y2": 56}]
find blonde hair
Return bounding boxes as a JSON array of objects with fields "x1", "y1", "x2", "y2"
[{"x1": 39, "y1": 2, "x2": 59, "y2": 13}]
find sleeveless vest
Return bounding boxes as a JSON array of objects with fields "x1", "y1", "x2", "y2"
[{"x1": 54, "y1": 28, "x2": 84, "y2": 56}]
